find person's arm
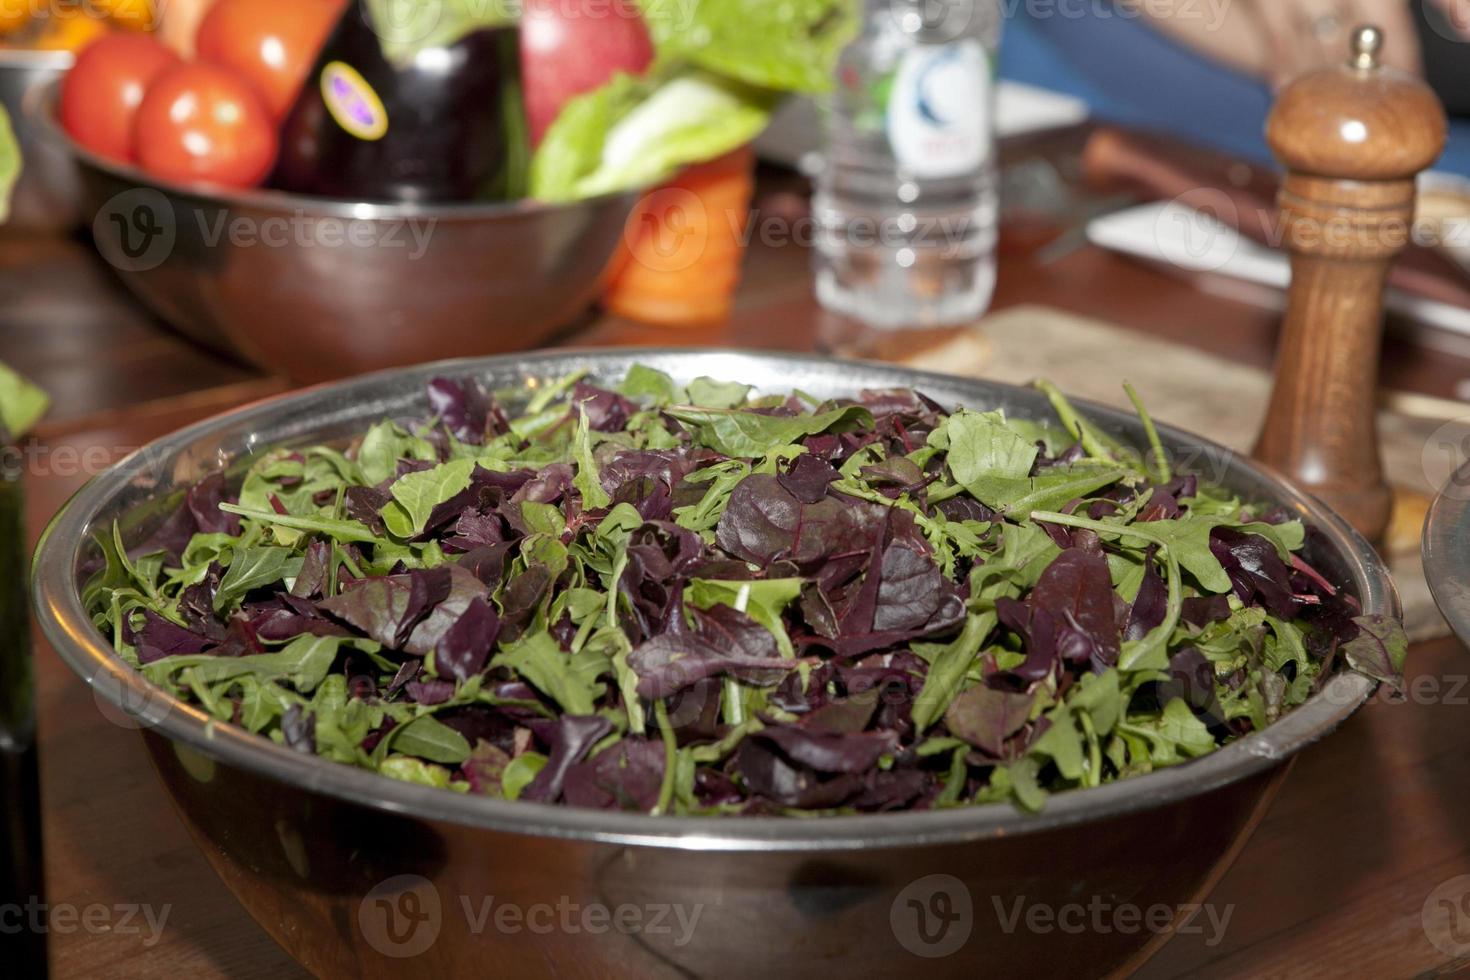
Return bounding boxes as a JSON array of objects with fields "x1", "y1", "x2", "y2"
[
  {"x1": 1122, "y1": 0, "x2": 1424, "y2": 87},
  {"x1": 1117, "y1": 0, "x2": 1273, "y2": 78}
]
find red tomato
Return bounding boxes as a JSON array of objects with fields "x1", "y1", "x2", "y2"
[
  {"x1": 134, "y1": 63, "x2": 278, "y2": 187},
  {"x1": 195, "y1": 0, "x2": 342, "y2": 118},
  {"x1": 59, "y1": 34, "x2": 179, "y2": 163}
]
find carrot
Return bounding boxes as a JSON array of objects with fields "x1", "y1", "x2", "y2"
[{"x1": 601, "y1": 145, "x2": 755, "y2": 327}]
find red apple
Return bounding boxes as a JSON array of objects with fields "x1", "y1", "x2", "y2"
[{"x1": 521, "y1": 0, "x2": 655, "y2": 146}]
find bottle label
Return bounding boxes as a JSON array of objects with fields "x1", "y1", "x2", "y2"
[
  {"x1": 886, "y1": 40, "x2": 990, "y2": 179},
  {"x1": 321, "y1": 61, "x2": 389, "y2": 142}
]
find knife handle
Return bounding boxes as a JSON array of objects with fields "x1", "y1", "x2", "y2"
[{"x1": 1080, "y1": 127, "x2": 1281, "y2": 247}]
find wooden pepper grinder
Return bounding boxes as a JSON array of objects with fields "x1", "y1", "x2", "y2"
[{"x1": 1254, "y1": 25, "x2": 1447, "y2": 543}]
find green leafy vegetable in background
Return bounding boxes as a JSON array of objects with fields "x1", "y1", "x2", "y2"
[
  {"x1": 530, "y1": 0, "x2": 857, "y2": 200},
  {"x1": 0, "y1": 107, "x2": 18, "y2": 227},
  {"x1": 0, "y1": 361, "x2": 48, "y2": 442},
  {"x1": 87, "y1": 370, "x2": 1405, "y2": 814},
  {"x1": 531, "y1": 69, "x2": 774, "y2": 201},
  {"x1": 639, "y1": 0, "x2": 859, "y2": 93},
  {"x1": 0, "y1": 353, "x2": 44, "y2": 756},
  {"x1": 364, "y1": 0, "x2": 519, "y2": 66}
]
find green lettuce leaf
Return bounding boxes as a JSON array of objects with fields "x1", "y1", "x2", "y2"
[
  {"x1": 363, "y1": 0, "x2": 518, "y2": 66},
  {"x1": 666, "y1": 403, "x2": 871, "y2": 458},
  {"x1": 637, "y1": 0, "x2": 858, "y2": 93},
  {"x1": 0, "y1": 106, "x2": 18, "y2": 226},
  {"x1": 0, "y1": 360, "x2": 47, "y2": 441},
  {"x1": 531, "y1": 69, "x2": 774, "y2": 202}
]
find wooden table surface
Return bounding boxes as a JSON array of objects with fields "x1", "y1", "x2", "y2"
[{"x1": 10, "y1": 128, "x2": 1470, "y2": 979}]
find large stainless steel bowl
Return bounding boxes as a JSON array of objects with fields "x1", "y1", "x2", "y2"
[
  {"x1": 32, "y1": 351, "x2": 1396, "y2": 979},
  {"x1": 29, "y1": 83, "x2": 641, "y2": 383},
  {"x1": 1, "y1": 50, "x2": 78, "y2": 232}
]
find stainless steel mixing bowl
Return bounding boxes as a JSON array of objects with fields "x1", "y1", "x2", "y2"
[
  {"x1": 1, "y1": 50, "x2": 78, "y2": 232},
  {"x1": 32, "y1": 351, "x2": 1396, "y2": 979},
  {"x1": 29, "y1": 82, "x2": 641, "y2": 383}
]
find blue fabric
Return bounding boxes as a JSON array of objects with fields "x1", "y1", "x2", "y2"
[{"x1": 997, "y1": 7, "x2": 1470, "y2": 176}]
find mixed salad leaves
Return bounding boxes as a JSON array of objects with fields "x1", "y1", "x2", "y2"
[{"x1": 85, "y1": 369, "x2": 1405, "y2": 814}]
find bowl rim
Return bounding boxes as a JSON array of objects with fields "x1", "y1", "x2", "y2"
[
  {"x1": 1422, "y1": 461, "x2": 1470, "y2": 642},
  {"x1": 24, "y1": 79, "x2": 642, "y2": 221},
  {"x1": 32, "y1": 348, "x2": 1395, "y2": 852},
  {"x1": 0, "y1": 48, "x2": 73, "y2": 70}
]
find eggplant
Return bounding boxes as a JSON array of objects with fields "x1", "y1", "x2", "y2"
[{"x1": 273, "y1": 7, "x2": 528, "y2": 202}]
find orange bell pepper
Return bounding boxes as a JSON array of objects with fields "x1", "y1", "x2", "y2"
[{"x1": 602, "y1": 145, "x2": 755, "y2": 328}]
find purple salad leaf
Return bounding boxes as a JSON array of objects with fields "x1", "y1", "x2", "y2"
[
  {"x1": 1210, "y1": 528, "x2": 1299, "y2": 619},
  {"x1": 563, "y1": 738, "x2": 666, "y2": 811},
  {"x1": 185, "y1": 472, "x2": 241, "y2": 535},
  {"x1": 734, "y1": 738, "x2": 865, "y2": 809},
  {"x1": 715, "y1": 474, "x2": 884, "y2": 570},
  {"x1": 427, "y1": 376, "x2": 495, "y2": 444},
  {"x1": 572, "y1": 381, "x2": 639, "y2": 432},
  {"x1": 1125, "y1": 555, "x2": 1168, "y2": 642},
  {"x1": 777, "y1": 454, "x2": 839, "y2": 504},
  {"x1": 1159, "y1": 647, "x2": 1222, "y2": 723},
  {"x1": 318, "y1": 566, "x2": 453, "y2": 651},
  {"x1": 1026, "y1": 548, "x2": 1122, "y2": 671},
  {"x1": 753, "y1": 722, "x2": 898, "y2": 774},
  {"x1": 463, "y1": 740, "x2": 512, "y2": 796},
  {"x1": 521, "y1": 715, "x2": 614, "y2": 804},
  {"x1": 873, "y1": 541, "x2": 948, "y2": 633},
  {"x1": 945, "y1": 684, "x2": 1035, "y2": 758},
  {"x1": 125, "y1": 610, "x2": 215, "y2": 664},
  {"x1": 433, "y1": 595, "x2": 500, "y2": 682},
  {"x1": 1181, "y1": 594, "x2": 1233, "y2": 628},
  {"x1": 404, "y1": 564, "x2": 493, "y2": 656},
  {"x1": 628, "y1": 604, "x2": 795, "y2": 698},
  {"x1": 994, "y1": 598, "x2": 1060, "y2": 685},
  {"x1": 406, "y1": 678, "x2": 456, "y2": 705},
  {"x1": 1341, "y1": 615, "x2": 1408, "y2": 693}
]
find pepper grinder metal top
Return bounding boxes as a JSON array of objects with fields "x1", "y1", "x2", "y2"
[{"x1": 1253, "y1": 25, "x2": 1448, "y2": 543}]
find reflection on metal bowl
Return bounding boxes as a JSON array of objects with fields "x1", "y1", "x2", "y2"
[
  {"x1": 33, "y1": 352, "x2": 1396, "y2": 978},
  {"x1": 2, "y1": 50, "x2": 78, "y2": 232},
  {"x1": 1422, "y1": 461, "x2": 1470, "y2": 647},
  {"x1": 29, "y1": 82, "x2": 642, "y2": 383}
]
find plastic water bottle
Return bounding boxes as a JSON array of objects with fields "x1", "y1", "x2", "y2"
[{"x1": 814, "y1": 0, "x2": 1001, "y2": 337}]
